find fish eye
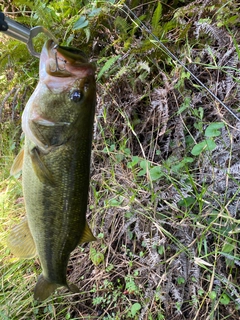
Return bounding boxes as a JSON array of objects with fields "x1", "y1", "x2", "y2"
[{"x1": 70, "y1": 90, "x2": 82, "y2": 103}]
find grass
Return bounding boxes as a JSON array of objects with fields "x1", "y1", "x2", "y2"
[{"x1": 1, "y1": 0, "x2": 240, "y2": 319}]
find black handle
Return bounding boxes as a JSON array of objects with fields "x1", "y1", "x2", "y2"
[{"x1": 0, "y1": 12, "x2": 8, "y2": 31}]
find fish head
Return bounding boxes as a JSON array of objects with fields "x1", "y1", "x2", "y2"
[{"x1": 22, "y1": 39, "x2": 96, "y2": 151}]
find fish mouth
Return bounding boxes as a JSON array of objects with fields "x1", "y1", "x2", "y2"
[{"x1": 41, "y1": 39, "x2": 94, "y2": 78}]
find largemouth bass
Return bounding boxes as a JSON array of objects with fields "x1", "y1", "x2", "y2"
[{"x1": 8, "y1": 39, "x2": 96, "y2": 301}]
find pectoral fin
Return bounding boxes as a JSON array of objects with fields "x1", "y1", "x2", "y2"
[
  {"x1": 7, "y1": 218, "x2": 36, "y2": 259},
  {"x1": 79, "y1": 223, "x2": 96, "y2": 244},
  {"x1": 30, "y1": 147, "x2": 55, "y2": 186},
  {"x1": 10, "y1": 149, "x2": 24, "y2": 175}
]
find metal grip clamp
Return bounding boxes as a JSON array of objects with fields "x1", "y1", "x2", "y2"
[{"x1": 0, "y1": 12, "x2": 57, "y2": 58}]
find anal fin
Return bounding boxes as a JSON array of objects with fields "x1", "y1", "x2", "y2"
[
  {"x1": 7, "y1": 218, "x2": 36, "y2": 259},
  {"x1": 79, "y1": 222, "x2": 96, "y2": 244}
]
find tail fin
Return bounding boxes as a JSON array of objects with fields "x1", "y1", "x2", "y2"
[
  {"x1": 34, "y1": 274, "x2": 59, "y2": 301},
  {"x1": 34, "y1": 274, "x2": 80, "y2": 301},
  {"x1": 68, "y1": 282, "x2": 80, "y2": 294}
]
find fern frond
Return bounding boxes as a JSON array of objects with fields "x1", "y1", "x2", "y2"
[
  {"x1": 152, "y1": 2, "x2": 162, "y2": 30},
  {"x1": 114, "y1": 16, "x2": 129, "y2": 33},
  {"x1": 194, "y1": 20, "x2": 228, "y2": 46}
]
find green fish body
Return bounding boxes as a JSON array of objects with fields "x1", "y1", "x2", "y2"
[{"x1": 8, "y1": 40, "x2": 96, "y2": 301}]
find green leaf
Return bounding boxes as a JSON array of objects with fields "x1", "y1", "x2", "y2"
[
  {"x1": 198, "y1": 289, "x2": 204, "y2": 296},
  {"x1": 88, "y1": 8, "x2": 102, "y2": 17},
  {"x1": 90, "y1": 247, "x2": 104, "y2": 266},
  {"x1": 84, "y1": 28, "x2": 91, "y2": 42},
  {"x1": 150, "y1": 166, "x2": 162, "y2": 181},
  {"x1": 131, "y1": 303, "x2": 141, "y2": 317},
  {"x1": 108, "y1": 198, "x2": 123, "y2": 206},
  {"x1": 177, "y1": 96, "x2": 191, "y2": 114},
  {"x1": 220, "y1": 293, "x2": 230, "y2": 305},
  {"x1": 97, "y1": 55, "x2": 121, "y2": 80},
  {"x1": 158, "y1": 245, "x2": 164, "y2": 255},
  {"x1": 178, "y1": 196, "x2": 195, "y2": 208},
  {"x1": 205, "y1": 122, "x2": 224, "y2": 137},
  {"x1": 73, "y1": 16, "x2": 89, "y2": 30},
  {"x1": 177, "y1": 277, "x2": 185, "y2": 285},
  {"x1": 152, "y1": 2, "x2": 162, "y2": 29},
  {"x1": 209, "y1": 291, "x2": 217, "y2": 300},
  {"x1": 65, "y1": 312, "x2": 71, "y2": 320},
  {"x1": 127, "y1": 156, "x2": 139, "y2": 168},
  {"x1": 172, "y1": 157, "x2": 193, "y2": 172},
  {"x1": 222, "y1": 242, "x2": 235, "y2": 253},
  {"x1": 191, "y1": 139, "x2": 216, "y2": 155},
  {"x1": 114, "y1": 16, "x2": 129, "y2": 33},
  {"x1": 138, "y1": 159, "x2": 150, "y2": 176}
]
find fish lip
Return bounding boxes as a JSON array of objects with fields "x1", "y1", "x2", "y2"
[
  {"x1": 45, "y1": 39, "x2": 88, "y2": 65},
  {"x1": 56, "y1": 44, "x2": 89, "y2": 64},
  {"x1": 41, "y1": 39, "x2": 95, "y2": 78}
]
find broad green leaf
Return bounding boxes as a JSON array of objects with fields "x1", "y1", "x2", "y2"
[
  {"x1": 220, "y1": 293, "x2": 230, "y2": 305},
  {"x1": 177, "y1": 277, "x2": 185, "y2": 285},
  {"x1": 222, "y1": 242, "x2": 235, "y2": 253},
  {"x1": 178, "y1": 196, "x2": 195, "y2": 207},
  {"x1": 88, "y1": 8, "x2": 101, "y2": 17},
  {"x1": 131, "y1": 303, "x2": 141, "y2": 317},
  {"x1": 185, "y1": 157, "x2": 194, "y2": 163},
  {"x1": 65, "y1": 312, "x2": 71, "y2": 319},
  {"x1": 158, "y1": 245, "x2": 164, "y2": 255},
  {"x1": 127, "y1": 156, "x2": 139, "y2": 168},
  {"x1": 108, "y1": 198, "x2": 123, "y2": 206},
  {"x1": 114, "y1": 16, "x2": 129, "y2": 33},
  {"x1": 138, "y1": 159, "x2": 150, "y2": 176},
  {"x1": 150, "y1": 166, "x2": 162, "y2": 181},
  {"x1": 209, "y1": 291, "x2": 217, "y2": 300},
  {"x1": 191, "y1": 139, "x2": 216, "y2": 155},
  {"x1": 73, "y1": 16, "x2": 89, "y2": 30},
  {"x1": 90, "y1": 248, "x2": 104, "y2": 266},
  {"x1": 205, "y1": 122, "x2": 224, "y2": 137}
]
